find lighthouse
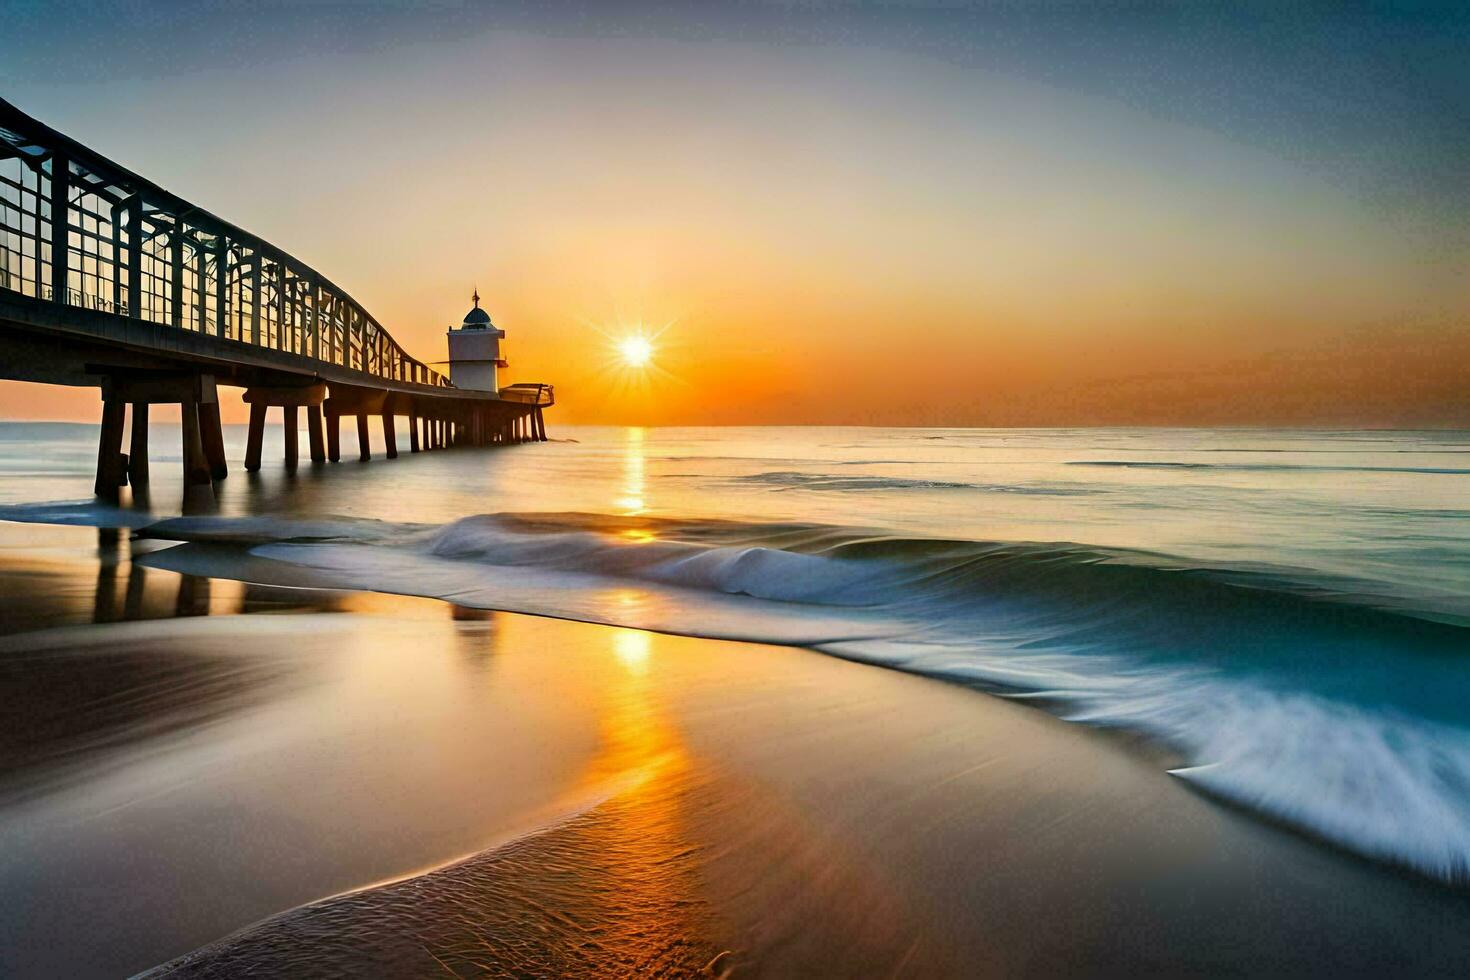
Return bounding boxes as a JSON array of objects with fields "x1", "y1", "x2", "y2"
[{"x1": 446, "y1": 289, "x2": 507, "y2": 393}]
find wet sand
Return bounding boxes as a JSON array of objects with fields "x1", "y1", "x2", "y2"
[{"x1": 2, "y1": 524, "x2": 1470, "y2": 976}]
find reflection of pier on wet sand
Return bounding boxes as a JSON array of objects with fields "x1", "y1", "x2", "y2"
[{"x1": 90, "y1": 527, "x2": 353, "y2": 624}]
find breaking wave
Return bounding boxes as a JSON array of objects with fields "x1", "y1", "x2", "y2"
[{"x1": 132, "y1": 510, "x2": 1470, "y2": 886}]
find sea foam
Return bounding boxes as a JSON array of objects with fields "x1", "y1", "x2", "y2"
[{"x1": 135, "y1": 510, "x2": 1470, "y2": 884}]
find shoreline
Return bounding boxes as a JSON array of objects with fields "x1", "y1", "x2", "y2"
[
  {"x1": 143, "y1": 609, "x2": 1470, "y2": 978},
  {"x1": 3, "y1": 521, "x2": 1470, "y2": 975}
]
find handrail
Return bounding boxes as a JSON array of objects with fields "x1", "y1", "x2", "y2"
[
  {"x1": 499, "y1": 382, "x2": 555, "y2": 406},
  {"x1": 0, "y1": 98, "x2": 450, "y2": 388}
]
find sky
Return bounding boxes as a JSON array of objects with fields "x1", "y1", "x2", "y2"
[{"x1": 3, "y1": 0, "x2": 1469, "y2": 426}]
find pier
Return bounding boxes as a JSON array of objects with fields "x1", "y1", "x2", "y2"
[{"x1": 0, "y1": 99, "x2": 553, "y2": 504}]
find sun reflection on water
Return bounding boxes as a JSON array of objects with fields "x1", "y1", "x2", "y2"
[
  {"x1": 616, "y1": 426, "x2": 647, "y2": 515},
  {"x1": 613, "y1": 627, "x2": 652, "y2": 675},
  {"x1": 552, "y1": 621, "x2": 711, "y2": 967}
]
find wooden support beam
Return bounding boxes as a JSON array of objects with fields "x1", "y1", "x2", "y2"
[
  {"x1": 243, "y1": 382, "x2": 326, "y2": 408},
  {"x1": 326, "y1": 411, "x2": 341, "y2": 462},
  {"x1": 244, "y1": 402, "x2": 267, "y2": 472},
  {"x1": 283, "y1": 405, "x2": 299, "y2": 468},
  {"x1": 322, "y1": 385, "x2": 386, "y2": 415},
  {"x1": 128, "y1": 402, "x2": 149, "y2": 486},
  {"x1": 100, "y1": 372, "x2": 220, "y2": 406},
  {"x1": 357, "y1": 414, "x2": 371, "y2": 461},
  {"x1": 307, "y1": 406, "x2": 325, "y2": 463},
  {"x1": 94, "y1": 399, "x2": 126, "y2": 499},
  {"x1": 180, "y1": 399, "x2": 212, "y2": 487},
  {"x1": 198, "y1": 401, "x2": 227, "y2": 479},
  {"x1": 181, "y1": 399, "x2": 215, "y2": 511},
  {"x1": 382, "y1": 411, "x2": 397, "y2": 459},
  {"x1": 408, "y1": 410, "x2": 420, "y2": 452}
]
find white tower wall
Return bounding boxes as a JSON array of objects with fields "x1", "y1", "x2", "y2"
[{"x1": 447, "y1": 328, "x2": 502, "y2": 392}]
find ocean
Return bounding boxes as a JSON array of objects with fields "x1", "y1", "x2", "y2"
[{"x1": 3, "y1": 421, "x2": 1469, "y2": 893}]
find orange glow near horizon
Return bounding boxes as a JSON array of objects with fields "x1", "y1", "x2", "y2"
[{"x1": 1, "y1": 33, "x2": 1467, "y2": 429}]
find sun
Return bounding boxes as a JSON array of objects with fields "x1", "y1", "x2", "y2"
[{"x1": 618, "y1": 335, "x2": 654, "y2": 368}]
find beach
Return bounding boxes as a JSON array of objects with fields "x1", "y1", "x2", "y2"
[
  {"x1": 2, "y1": 423, "x2": 1470, "y2": 975},
  {"x1": 1, "y1": 521, "x2": 1468, "y2": 977}
]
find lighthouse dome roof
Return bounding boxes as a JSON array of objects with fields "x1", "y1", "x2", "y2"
[{"x1": 462, "y1": 306, "x2": 493, "y2": 327}]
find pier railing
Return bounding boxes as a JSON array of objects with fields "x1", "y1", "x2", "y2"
[
  {"x1": 0, "y1": 98, "x2": 449, "y2": 388},
  {"x1": 498, "y1": 382, "x2": 555, "y2": 406}
]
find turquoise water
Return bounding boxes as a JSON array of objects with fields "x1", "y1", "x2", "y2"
[{"x1": 3, "y1": 422, "x2": 1469, "y2": 881}]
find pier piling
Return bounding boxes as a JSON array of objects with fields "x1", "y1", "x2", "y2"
[
  {"x1": 357, "y1": 414, "x2": 371, "y2": 461},
  {"x1": 199, "y1": 401, "x2": 228, "y2": 479},
  {"x1": 382, "y1": 411, "x2": 397, "y2": 459},
  {"x1": 245, "y1": 403, "x2": 267, "y2": 472},
  {"x1": 307, "y1": 406, "x2": 326, "y2": 463},
  {"x1": 94, "y1": 399, "x2": 127, "y2": 499},
  {"x1": 128, "y1": 402, "x2": 149, "y2": 486},
  {"x1": 179, "y1": 400, "x2": 211, "y2": 488},
  {"x1": 283, "y1": 405, "x2": 299, "y2": 469}
]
